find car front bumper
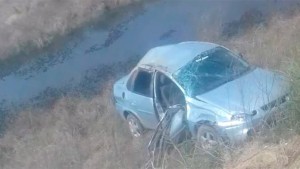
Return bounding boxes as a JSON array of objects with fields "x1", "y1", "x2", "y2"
[
  {"x1": 219, "y1": 122, "x2": 253, "y2": 145},
  {"x1": 219, "y1": 100, "x2": 289, "y2": 145}
]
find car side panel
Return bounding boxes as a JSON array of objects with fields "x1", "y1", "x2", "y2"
[
  {"x1": 186, "y1": 102, "x2": 227, "y2": 137},
  {"x1": 124, "y1": 91, "x2": 158, "y2": 129}
]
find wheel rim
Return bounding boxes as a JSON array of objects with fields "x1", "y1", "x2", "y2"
[
  {"x1": 128, "y1": 118, "x2": 141, "y2": 137},
  {"x1": 198, "y1": 131, "x2": 218, "y2": 149}
]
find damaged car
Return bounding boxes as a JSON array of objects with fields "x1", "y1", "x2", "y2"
[{"x1": 113, "y1": 41, "x2": 289, "y2": 146}]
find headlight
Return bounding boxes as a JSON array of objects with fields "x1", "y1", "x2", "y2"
[{"x1": 217, "y1": 113, "x2": 246, "y2": 127}]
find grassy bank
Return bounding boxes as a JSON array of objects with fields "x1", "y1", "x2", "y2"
[
  {"x1": 0, "y1": 82, "x2": 150, "y2": 169},
  {"x1": 1, "y1": 8, "x2": 300, "y2": 169},
  {"x1": 0, "y1": 0, "x2": 141, "y2": 61}
]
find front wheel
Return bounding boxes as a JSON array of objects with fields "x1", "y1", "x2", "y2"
[
  {"x1": 196, "y1": 125, "x2": 221, "y2": 150},
  {"x1": 126, "y1": 114, "x2": 144, "y2": 137}
]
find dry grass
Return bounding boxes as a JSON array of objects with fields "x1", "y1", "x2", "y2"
[
  {"x1": 199, "y1": 10, "x2": 300, "y2": 69},
  {"x1": 224, "y1": 15, "x2": 300, "y2": 70},
  {"x1": 224, "y1": 135, "x2": 300, "y2": 169},
  {"x1": 0, "y1": 0, "x2": 140, "y2": 60},
  {"x1": 0, "y1": 81, "x2": 150, "y2": 169}
]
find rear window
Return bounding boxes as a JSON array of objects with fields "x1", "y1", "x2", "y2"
[{"x1": 128, "y1": 69, "x2": 153, "y2": 97}]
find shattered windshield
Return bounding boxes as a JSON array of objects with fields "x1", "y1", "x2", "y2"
[{"x1": 173, "y1": 47, "x2": 251, "y2": 97}]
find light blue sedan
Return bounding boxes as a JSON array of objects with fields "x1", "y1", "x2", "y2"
[{"x1": 113, "y1": 41, "x2": 289, "y2": 145}]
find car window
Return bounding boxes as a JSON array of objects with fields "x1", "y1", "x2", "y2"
[
  {"x1": 174, "y1": 47, "x2": 251, "y2": 97},
  {"x1": 155, "y1": 72, "x2": 185, "y2": 110},
  {"x1": 131, "y1": 69, "x2": 153, "y2": 97}
]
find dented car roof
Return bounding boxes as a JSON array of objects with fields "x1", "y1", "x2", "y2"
[{"x1": 137, "y1": 41, "x2": 218, "y2": 73}]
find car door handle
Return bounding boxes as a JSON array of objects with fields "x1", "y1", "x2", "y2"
[{"x1": 131, "y1": 102, "x2": 137, "y2": 106}]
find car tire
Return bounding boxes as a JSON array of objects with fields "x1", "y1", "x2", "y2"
[
  {"x1": 196, "y1": 125, "x2": 221, "y2": 150},
  {"x1": 126, "y1": 114, "x2": 144, "y2": 137}
]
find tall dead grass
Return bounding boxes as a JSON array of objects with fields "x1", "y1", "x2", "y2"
[
  {"x1": 200, "y1": 11, "x2": 299, "y2": 67},
  {"x1": 0, "y1": 81, "x2": 150, "y2": 169},
  {"x1": 0, "y1": 0, "x2": 139, "y2": 60}
]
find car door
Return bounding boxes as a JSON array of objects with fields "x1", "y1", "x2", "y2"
[
  {"x1": 153, "y1": 71, "x2": 187, "y2": 140},
  {"x1": 125, "y1": 68, "x2": 159, "y2": 129}
]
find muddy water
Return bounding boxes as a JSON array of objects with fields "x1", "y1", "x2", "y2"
[{"x1": 0, "y1": 0, "x2": 297, "y2": 111}]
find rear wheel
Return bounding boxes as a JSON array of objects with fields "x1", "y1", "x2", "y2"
[
  {"x1": 196, "y1": 125, "x2": 221, "y2": 150},
  {"x1": 126, "y1": 114, "x2": 144, "y2": 137}
]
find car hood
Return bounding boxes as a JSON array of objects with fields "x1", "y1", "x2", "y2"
[{"x1": 196, "y1": 68, "x2": 289, "y2": 114}]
